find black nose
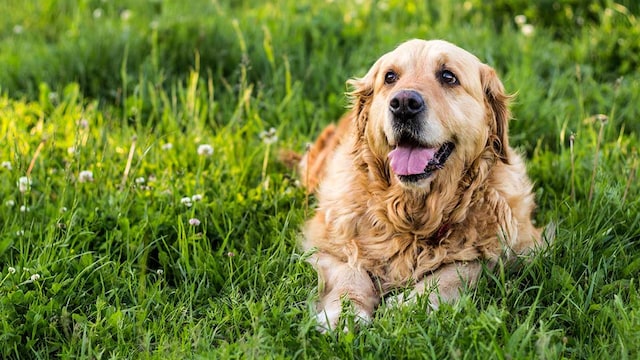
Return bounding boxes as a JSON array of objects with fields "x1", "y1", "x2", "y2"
[{"x1": 389, "y1": 90, "x2": 425, "y2": 119}]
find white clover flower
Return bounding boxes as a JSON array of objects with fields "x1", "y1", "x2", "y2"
[
  {"x1": 227, "y1": 251, "x2": 235, "y2": 257},
  {"x1": 191, "y1": 194, "x2": 203, "y2": 202},
  {"x1": 78, "y1": 118, "x2": 89, "y2": 129},
  {"x1": 260, "y1": 127, "x2": 278, "y2": 145},
  {"x1": 30, "y1": 274, "x2": 40, "y2": 281},
  {"x1": 13, "y1": 25, "x2": 24, "y2": 34},
  {"x1": 149, "y1": 20, "x2": 159, "y2": 30},
  {"x1": 180, "y1": 197, "x2": 193, "y2": 207},
  {"x1": 161, "y1": 143, "x2": 173, "y2": 150},
  {"x1": 514, "y1": 15, "x2": 527, "y2": 26},
  {"x1": 67, "y1": 146, "x2": 78, "y2": 155},
  {"x1": 5, "y1": 200, "x2": 15, "y2": 207},
  {"x1": 17, "y1": 176, "x2": 31, "y2": 193},
  {"x1": 135, "y1": 177, "x2": 146, "y2": 184},
  {"x1": 521, "y1": 24, "x2": 534, "y2": 36},
  {"x1": 188, "y1": 218, "x2": 201, "y2": 226},
  {"x1": 93, "y1": 8, "x2": 103, "y2": 18},
  {"x1": 78, "y1": 170, "x2": 94, "y2": 183},
  {"x1": 60, "y1": 207, "x2": 68, "y2": 213},
  {"x1": 1, "y1": 161, "x2": 12, "y2": 170},
  {"x1": 156, "y1": 269, "x2": 164, "y2": 275},
  {"x1": 8, "y1": 267, "x2": 16, "y2": 274},
  {"x1": 20, "y1": 205, "x2": 30, "y2": 212},
  {"x1": 121, "y1": 9, "x2": 132, "y2": 21},
  {"x1": 197, "y1": 144, "x2": 214, "y2": 156},
  {"x1": 16, "y1": 230, "x2": 25, "y2": 236}
]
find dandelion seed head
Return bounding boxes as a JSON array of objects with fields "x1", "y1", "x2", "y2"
[
  {"x1": 120, "y1": 9, "x2": 132, "y2": 21},
  {"x1": 5, "y1": 200, "x2": 16, "y2": 207},
  {"x1": 78, "y1": 170, "x2": 94, "y2": 183},
  {"x1": 197, "y1": 144, "x2": 214, "y2": 156},
  {"x1": 260, "y1": 127, "x2": 278, "y2": 144},
  {"x1": 93, "y1": 8, "x2": 103, "y2": 18},
  {"x1": 13, "y1": 25, "x2": 24, "y2": 34},
  {"x1": 180, "y1": 197, "x2": 193, "y2": 207},
  {"x1": 595, "y1": 114, "x2": 609, "y2": 124},
  {"x1": 17, "y1": 176, "x2": 31, "y2": 193},
  {"x1": 514, "y1": 15, "x2": 527, "y2": 25},
  {"x1": 521, "y1": 24, "x2": 534, "y2": 37},
  {"x1": 30, "y1": 274, "x2": 40, "y2": 281}
]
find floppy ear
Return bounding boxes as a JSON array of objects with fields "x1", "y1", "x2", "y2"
[
  {"x1": 481, "y1": 65, "x2": 512, "y2": 163},
  {"x1": 346, "y1": 58, "x2": 382, "y2": 139}
]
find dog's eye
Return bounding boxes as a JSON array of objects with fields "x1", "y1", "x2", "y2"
[
  {"x1": 440, "y1": 70, "x2": 459, "y2": 85},
  {"x1": 384, "y1": 71, "x2": 399, "y2": 84}
]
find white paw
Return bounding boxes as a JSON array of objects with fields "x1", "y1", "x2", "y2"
[
  {"x1": 385, "y1": 290, "x2": 415, "y2": 308},
  {"x1": 386, "y1": 290, "x2": 440, "y2": 312},
  {"x1": 343, "y1": 308, "x2": 372, "y2": 332},
  {"x1": 315, "y1": 306, "x2": 342, "y2": 333},
  {"x1": 315, "y1": 304, "x2": 372, "y2": 333}
]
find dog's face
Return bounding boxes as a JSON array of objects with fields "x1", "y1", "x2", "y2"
[{"x1": 349, "y1": 39, "x2": 510, "y2": 189}]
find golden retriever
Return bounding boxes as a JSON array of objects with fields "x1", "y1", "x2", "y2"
[{"x1": 296, "y1": 39, "x2": 547, "y2": 331}]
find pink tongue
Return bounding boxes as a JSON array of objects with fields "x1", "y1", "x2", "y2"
[{"x1": 388, "y1": 146, "x2": 437, "y2": 176}]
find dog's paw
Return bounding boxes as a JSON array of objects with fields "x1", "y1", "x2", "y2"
[
  {"x1": 344, "y1": 308, "x2": 372, "y2": 332},
  {"x1": 385, "y1": 290, "x2": 415, "y2": 308},
  {"x1": 315, "y1": 303, "x2": 372, "y2": 333},
  {"x1": 385, "y1": 290, "x2": 440, "y2": 312},
  {"x1": 315, "y1": 306, "x2": 341, "y2": 333}
]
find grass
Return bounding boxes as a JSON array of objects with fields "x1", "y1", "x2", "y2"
[{"x1": 1, "y1": 0, "x2": 639, "y2": 358}]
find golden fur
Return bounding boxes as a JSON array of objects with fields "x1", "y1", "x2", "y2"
[{"x1": 296, "y1": 39, "x2": 545, "y2": 331}]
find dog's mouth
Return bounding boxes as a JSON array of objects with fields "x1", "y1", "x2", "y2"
[{"x1": 388, "y1": 141, "x2": 455, "y2": 182}]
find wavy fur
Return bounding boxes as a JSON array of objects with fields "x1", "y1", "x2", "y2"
[{"x1": 299, "y1": 39, "x2": 545, "y2": 331}]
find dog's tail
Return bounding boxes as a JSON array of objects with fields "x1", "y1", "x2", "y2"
[
  {"x1": 279, "y1": 112, "x2": 353, "y2": 192},
  {"x1": 278, "y1": 123, "x2": 338, "y2": 192}
]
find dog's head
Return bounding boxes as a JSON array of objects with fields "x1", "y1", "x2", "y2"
[{"x1": 348, "y1": 39, "x2": 511, "y2": 189}]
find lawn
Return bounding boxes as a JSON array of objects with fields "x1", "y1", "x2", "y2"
[{"x1": 1, "y1": 0, "x2": 639, "y2": 358}]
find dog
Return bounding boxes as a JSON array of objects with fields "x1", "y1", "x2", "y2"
[{"x1": 294, "y1": 39, "x2": 547, "y2": 332}]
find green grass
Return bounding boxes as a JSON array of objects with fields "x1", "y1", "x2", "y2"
[{"x1": 1, "y1": 0, "x2": 639, "y2": 358}]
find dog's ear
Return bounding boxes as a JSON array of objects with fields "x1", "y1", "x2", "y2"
[
  {"x1": 481, "y1": 65, "x2": 512, "y2": 163},
  {"x1": 346, "y1": 58, "x2": 382, "y2": 137}
]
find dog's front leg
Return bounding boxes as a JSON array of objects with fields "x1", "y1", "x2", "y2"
[
  {"x1": 310, "y1": 252, "x2": 379, "y2": 332},
  {"x1": 390, "y1": 261, "x2": 484, "y2": 311}
]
